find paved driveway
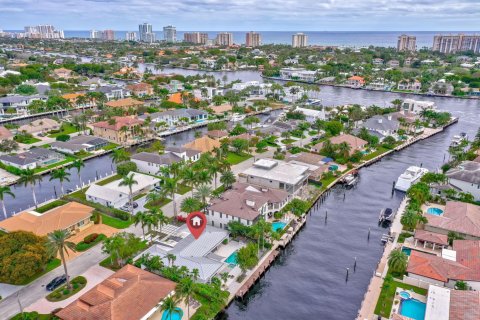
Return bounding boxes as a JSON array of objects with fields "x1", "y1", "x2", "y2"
[{"x1": 25, "y1": 265, "x2": 114, "y2": 314}]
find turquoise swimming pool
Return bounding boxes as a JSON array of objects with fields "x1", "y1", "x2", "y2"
[
  {"x1": 225, "y1": 251, "x2": 238, "y2": 265},
  {"x1": 400, "y1": 299, "x2": 426, "y2": 320},
  {"x1": 328, "y1": 164, "x2": 339, "y2": 171},
  {"x1": 162, "y1": 307, "x2": 183, "y2": 320},
  {"x1": 427, "y1": 207, "x2": 444, "y2": 216},
  {"x1": 272, "y1": 221, "x2": 287, "y2": 232},
  {"x1": 402, "y1": 247, "x2": 412, "y2": 256}
]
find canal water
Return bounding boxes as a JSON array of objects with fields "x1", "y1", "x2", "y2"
[{"x1": 2, "y1": 69, "x2": 479, "y2": 319}]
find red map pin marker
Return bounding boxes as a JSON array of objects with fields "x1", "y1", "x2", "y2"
[{"x1": 186, "y1": 211, "x2": 206, "y2": 239}]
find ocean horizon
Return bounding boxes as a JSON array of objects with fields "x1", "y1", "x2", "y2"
[{"x1": 5, "y1": 30, "x2": 480, "y2": 48}]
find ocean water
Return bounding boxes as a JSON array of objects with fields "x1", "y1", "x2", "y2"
[{"x1": 56, "y1": 31, "x2": 479, "y2": 48}]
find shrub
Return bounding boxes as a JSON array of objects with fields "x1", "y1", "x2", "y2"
[
  {"x1": 116, "y1": 161, "x2": 137, "y2": 176},
  {"x1": 62, "y1": 289, "x2": 70, "y2": 295},
  {"x1": 84, "y1": 233, "x2": 99, "y2": 244},
  {"x1": 56, "y1": 134, "x2": 70, "y2": 142},
  {"x1": 113, "y1": 210, "x2": 130, "y2": 221},
  {"x1": 73, "y1": 283, "x2": 79, "y2": 289},
  {"x1": 73, "y1": 276, "x2": 87, "y2": 284}
]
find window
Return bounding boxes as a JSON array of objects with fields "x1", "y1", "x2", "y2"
[
  {"x1": 211, "y1": 221, "x2": 214, "y2": 226},
  {"x1": 220, "y1": 212, "x2": 222, "y2": 218}
]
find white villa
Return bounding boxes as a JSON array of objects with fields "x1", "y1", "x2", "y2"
[{"x1": 402, "y1": 99, "x2": 437, "y2": 114}]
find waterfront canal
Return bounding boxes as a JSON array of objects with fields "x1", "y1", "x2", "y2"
[{"x1": 2, "y1": 69, "x2": 479, "y2": 319}]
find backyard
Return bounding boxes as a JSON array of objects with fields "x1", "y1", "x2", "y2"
[
  {"x1": 226, "y1": 151, "x2": 252, "y2": 165},
  {"x1": 47, "y1": 123, "x2": 80, "y2": 138}
]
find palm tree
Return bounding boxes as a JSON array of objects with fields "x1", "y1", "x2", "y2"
[
  {"x1": 49, "y1": 168, "x2": 71, "y2": 195},
  {"x1": 154, "y1": 210, "x2": 170, "y2": 235},
  {"x1": 162, "y1": 178, "x2": 179, "y2": 218},
  {"x1": 194, "y1": 171, "x2": 211, "y2": 189},
  {"x1": 181, "y1": 197, "x2": 203, "y2": 213},
  {"x1": 110, "y1": 149, "x2": 130, "y2": 165},
  {"x1": 143, "y1": 210, "x2": 159, "y2": 235},
  {"x1": 388, "y1": 249, "x2": 408, "y2": 274},
  {"x1": 47, "y1": 230, "x2": 76, "y2": 289},
  {"x1": 337, "y1": 142, "x2": 351, "y2": 159},
  {"x1": 18, "y1": 169, "x2": 41, "y2": 208},
  {"x1": 0, "y1": 186, "x2": 15, "y2": 219},
  {"x1": 220, "y1": 170, "x2": 236, "y2": 189},
  {"x1": 181, "y1": 167, "x2": 197, "y2": 197},
  {"x1": 70, "y1": 159, "x2": 85, "y2": 188},
  {"x1": 161, "y1": 296, "x2": 179, "y2": 320},
  {"x1": 194, "y1": 184, "x2": 212, "y2": 211},
  {"x1": 132, "y1": 211, "x2": 148, "y2": 238},
  {"x1": 166, "y1": 253, "x2": 176, "y2": 267},
  {"x1": 176, "y1": 277, "x2": 195, "y2": 319},
  {"x1": 191, "y1": 268, "x2": 200, "y2": 282},
  {"x1": 119, "y1": 173, "x2": 138, "y2": 215}
]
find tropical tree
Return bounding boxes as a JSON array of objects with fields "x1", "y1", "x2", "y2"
[
  {"x1": 181, "y1": 168, "x2": 197, "y2": 197},
  {"x1": 455, "y1": 280, "x2": 468, "y2": 290},
  {"x1": 49, "y1": 168, "x2": 71, "y2": 195},
  {"x1": 285, "y1": 198, "x2": 309, "y2": 217},
  {"x1": 18, "y1": 169, "x2": 41, "y2": 208},
  {"x1": 110, "y1": 149, "x2": 130, "y2": 165},
  {"x1": 163, "y1": 178, "x2": 178, "y2": 218},
  {"x1": 181, "y1": 197, "x2": 203, "y2": 213},
  {"x1": 47, "y1": 230, "x2": 76, "y2": 289},
  {"x1": 166, "y1": 253, "x2": 176, "y2": 267},
  {"x1": 102, "y1": 232, "x2": 144, "y2": 268},
  {"x1": 0, "y1": 186, "x2": 15, "y2": 219},
  {"x1": 132, "y1": 211, "x2": 148, "y2": 238},
  {"x1": 220, "y1": 170, "x2": 236, "y2": 189},
  {"x1": 208, "y1": 161, "x2": 221, "y2": 190},
  {"x1": 388, "y1": 249, "x2": 408, "y2": 274},
  {"x1": 161, "y1": 296, "x2": 180, "y2": 320},
  {"x1": 119, "y1": 173, "x2": 138, "y2": 215},
  {"x1": 337, "y1": 142, "x2": 351, "y2": 159},
  {"x1": 154, "y1": 210, "x2": 170, "y2": 234},
  {"x1": 70, "y1": 159, "x2": 85, "y2": 188},
  {"x1": 176, "y1": 277, "x2": 195, "y2": 319},
  {"x1": 194, "y1": 171, "x2": 212, "y2": 187},
  {"x1": 143, "y1": 210, "x2": 159, "y2": 235}
]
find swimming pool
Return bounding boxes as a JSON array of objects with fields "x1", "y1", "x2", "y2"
[
  {"x1": 328, "y1": 165, "x2": 339, "y2": 171},
  {"x1": 225, "y1": 251, "x2": 238, "y2": 266},
  {"x1": 272, "y1": 221, "x2": 287, "y2": 232},
  {"x1": 401, "y1": 247, "x2": 412, "y2": 256},
  {"x1": 426, "y1": 207, "x2": 444, "y2": 216},
  {"x1": 162, "y1": 307, "x2": 183, "y2": 320},
  {"x1": 400, "y1": 298, "x2": 426, "y2": 320},
  {"x1": 399, "y1": 291, "x2": 411, "y2": 299}
]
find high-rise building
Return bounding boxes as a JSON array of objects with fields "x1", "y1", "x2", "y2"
[
  {"x1": 246, "y1": 31, "x2": 261, "y2": 47},
  {"x1": 139, "y1": 23, "x2": 155, "y2": 43},
  {"x1": 126, "y1": 31, "x2": 137, "y2": 41},
  {"x1": 90, "y1": 30, "x2": 102, "y2": 39},
  {"x1": 292, "y1": 33, "x2": 308, "y2": 48},
  {"x1": 216, "y1": 32, "x2": 233, "y2": 46},
  {"x1": 184, "y1": 32, "x2": 208, "y2": 44},
  {"x1": 24, "y1": 25, "x2": 64, "y2": 39},
  {"x1": 397, "y1": 35, "x2": 417, "y2": 51},
  {"x1": 102, "y1": 30, "x2": 115, "y2": 41},
  {"x1": 163, "y1": 25, "x2": 176, "y2": 42},
  {"x1": 433, "y1": 34, "x2": 480, "y2": 54}
]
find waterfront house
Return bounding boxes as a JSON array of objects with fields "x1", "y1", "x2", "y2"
[
  {"x1": 242, "y1": 159, "x2": 309, "y2": 195},
  {"x1": 401, "y1": 99, "x2": 436, "y2": 114},
  {"x1": 387, "y1": 60, "x2": 400, "y2": 68},
  {"x1": 125, "y1": 82, "x2": 153, "y2": 97},
  {"x1": 18, "y1": 118, "x2": 60, "y2": 135},
  {"x1": 397, "y1": 79, "x2": 422, "y2": 92},
  {"x1": 52, "y1": 67, "x2": 73, "y2": 79},
  {"x1": 95, "y1": 85, "x2": 130, "y2": 101},
  {"x1": 146, "y1": 108, "x2": 208, "y2": 126},
  {"x1": 183, "y1": 135, "x2": 220, "y2": 154},
  {"x1": 207, "y1": 182, "x2": 291, "y2": 228},
  {"x1": 50, "y1": 135, "x2": 109, "y2": 155},
  {"x1": 360, "y1": 114, "x2": 399, "y2": 137},
  {"x1": 91, "y1": 116, "x2": 144, "y2": 145},
  {"x1": 406, "y1": 240, "x2": 480, "y2": 290},
  {"x1": 105, "y1": 97, "x2": 144, "y2": 110},
  {"x1": 422, "y1": 286, "x2": 480, "y2": 320},
  {"x1": 279, "y1": 67, "x2": 317, "y2": 83},
  {"x1": 446, "y1": 161, "x2": 480, "y2": 201},
  {"x1": 294, "y1": 106, "x2": 326, "y2": 122},
  {"x1": 61, "y1": 93, "x2": 96, "y2": 108},
  {"x1": 86, "y1": 172, "x2": 160, "y2": 208},
  {"x1": 0, "y1": 202, "x2": 94, "y2": 236},
  {"x1": 135, "y1": 225, "x2": 228, "y2": 283},
  {"x1": 164, "y1": 146, "x2": 201, "y2": 162},
  {"x1": 206, "y1": 130, "x2": 229, "y2": 140},
  {"x1": 0, "y1": 148, "x2": 64, "y2": 170},
  {"x1": 424, "y1": 201, "x2": 480, "y2": 240},
  {"x1": 56, "y1": 265, "x2": 176, "y2": 320},
  {"x1": 0, "y1": 95, "x2": 48, "y2": 114},
  {"x1": 209, "y1": 103, "x2": 233, "y2": 115},
  {"x1": 131, "y1": 151, "x2": 183, "y2": 175},
  {"x1": 311, "y1": 134, "x2": 368, "y2": 155},
  {"x1": 346, "y1": 76, "x2": 365, "y2": 88}
]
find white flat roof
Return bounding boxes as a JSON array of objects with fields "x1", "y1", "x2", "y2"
[
  {"x1": 104, "y1": 172, "x2": 160, "y2": 194},
  {"x1": 243, "y1": 159, "x2": 309, "y2": 185},
  {"x1": 425, "y1": 285, "x2": 450, "y2": 320},
  {"x1": 442, "y1": 248, "x2": 457, "y2": 261}
]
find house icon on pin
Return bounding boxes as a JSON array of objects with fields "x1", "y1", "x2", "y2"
[{"x1": 191, "y1": 216, "x2": 202, "y2": 227}]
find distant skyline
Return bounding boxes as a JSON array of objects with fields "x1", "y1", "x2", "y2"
[{"x1": 1, "y1": 0, "x2": 480, "y2": 31}]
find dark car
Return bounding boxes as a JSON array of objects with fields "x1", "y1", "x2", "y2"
[
  {"x1": 132, "y1": 202, "x2": 139, "y2": 209},
  {"x1": 46, "y1": 274, "x2": 67, "y2": 291}
]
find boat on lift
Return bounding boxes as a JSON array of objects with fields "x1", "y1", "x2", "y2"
[
  {"x1": 341, "y1": 170, "x2": 359, "y2": 187},
  {"x1": 450, "y1": 132, "x2": 468, "y2": 147},
  {"x1": 379, "y1": 208, "x2": 396, "y2": 223},
  {"x1": 395, "y1": 166, "x2": 429, "y2": 192}
]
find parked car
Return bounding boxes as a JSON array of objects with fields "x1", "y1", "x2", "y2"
[
  {"x1": 154, "y1": 185, "x2": 162, "y2": 192},
  {"x1": 65, "y1": 189, "x2": 74, "y2": 194},
  {"x1": 46, "y1": 274, "x2": 67, "y2": 291},
  {"x1": 132, "y1": 202, "x2": 138, "y2": 209}
]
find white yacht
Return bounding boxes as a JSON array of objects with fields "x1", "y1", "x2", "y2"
[
  {"x1": 450, "y1": 132, "x2": 468, "y2": 147},
  {"x1": 395, "y1": 166, "x2": 429, "y2": 192},
  {"x1": 230, "y1": 113, "x2": 246, "y2": 122}
]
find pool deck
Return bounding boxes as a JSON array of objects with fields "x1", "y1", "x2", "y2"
[{"x1": 390, "y1": 288, "x2": 427, "y2": 319}]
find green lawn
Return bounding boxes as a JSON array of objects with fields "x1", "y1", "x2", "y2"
[
  {"x1": 69, "y1": 189, "x2": 87, "y2": 201},
  {"x1": 14, "y1": 136, "x2": 41, "y2": 144},
  {"x1": 100, "y1": 213, "x2": 132, "y2": 229},
  {"x1": 10, "y1": 312, "x2": 54, "y2": 320},
  {"x1": 226, "y1": 152, "x2": 252, "y2": 165},
  {"x1": 34, "y1": 156, "x2": 77, "y2": 174},
  {"x1": 319, "y1": 175, "x2": 338, "y2": 190},
  {"x1": 97, "y1": 174, "x2": 122, "y2": 186},
  {"x1": 374, "y1": 278, "x2": 428, "y2": 318},
  {"x1": 281, "y1": 138, "x2": 296, "y2": 144},
  {"x1": 362, "y1": 147, "x2": 391, "y2": 161},
  {"x1": 35, "y1": 199, "x2": 68, "y2": 213},
  {"x1": 100, "y1": 242, "x2": 147, "y2": 271},
  {"x1": 18, "y1": 259, "x2": 61, "y2": 285},
  {"x1": 103, "y1": 143, "x2": 119, "y2": 151},
  {"x1": 133, "y1": 193, "x2": 146, "y2": 201},
  {"x1": 47, "y1": 123, "x2": 80, "y2": 138},
  {"x1": 75, "y1": 234, "x2": 107, "y2": 251},
  {"x1": 144, "y1": 198, "x2": 172, "y2": 209},
  {"x1": 177, "y1": 183, "x2": 193, "y2": 195},
  {"x1": 397, "y1": 232, "x2": 414, "y2": 244}
]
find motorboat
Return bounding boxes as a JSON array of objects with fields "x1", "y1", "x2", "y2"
[
  {"x1": 379, "y1": 208, "x2": 396, "y2": 223},
  {"x1": 341, "y1": 170, "x2": 359, "y2": 187},
  {"x1": 395, "y1": 166, "x2": 429, "y2": 192},
  {"x1": 230, "y1": 113, "x2": 246, "y2": 122},
  {"x1": 450, "y1": 132, "x2": 468, "y2": 147}
]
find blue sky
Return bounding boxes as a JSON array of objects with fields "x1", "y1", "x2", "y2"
[{"x1": 1, "y1": 0, "x2": 479, "y2": 31}]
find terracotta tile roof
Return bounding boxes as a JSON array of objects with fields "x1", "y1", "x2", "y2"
[
  {"x1": 168, "y1": 92, "x2": 200, "y2": 104},
  {"x1": 206, "y1": 130, "x2": 228, "y2": 139},
  {"x1": 0, "y1": 202, "x2": 94, "y2": 236},
  {"x1": 209, "y1": 104, "x2": 233, "y2": 114},
  {"x1": 105, "y1": 98, "x2": 144, "y2": 109},
  {"x1": 426, "y1": 201, "x2": 480, "y2": 238},
  {"x1": 414, "y1": 230, "x2": 448, "y2": 246},
  {"x1": 92, "y1": 116, "x2": 144, "y2": 131},
  {"x1": 449, "y1": 290, "x2": 480, "y2": 320},
  {"x1": 312, "y1": 134, "x2": 368, "y2": 155},
  {"x1": 183, "y1": 136, "x2": 220, "y2": 153},
  {"x1": 126, "y1": 83, "x2": 152, "y2": 92},
  {"x1": 56, "y1": 265, "x2": 176, "y2": 320},
  {"x1": 348, "y1": 75, "x2": 365, "y2": 82},
  {"x1": 62, "y1": 93, "x2": 85, "y2": 101}
]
